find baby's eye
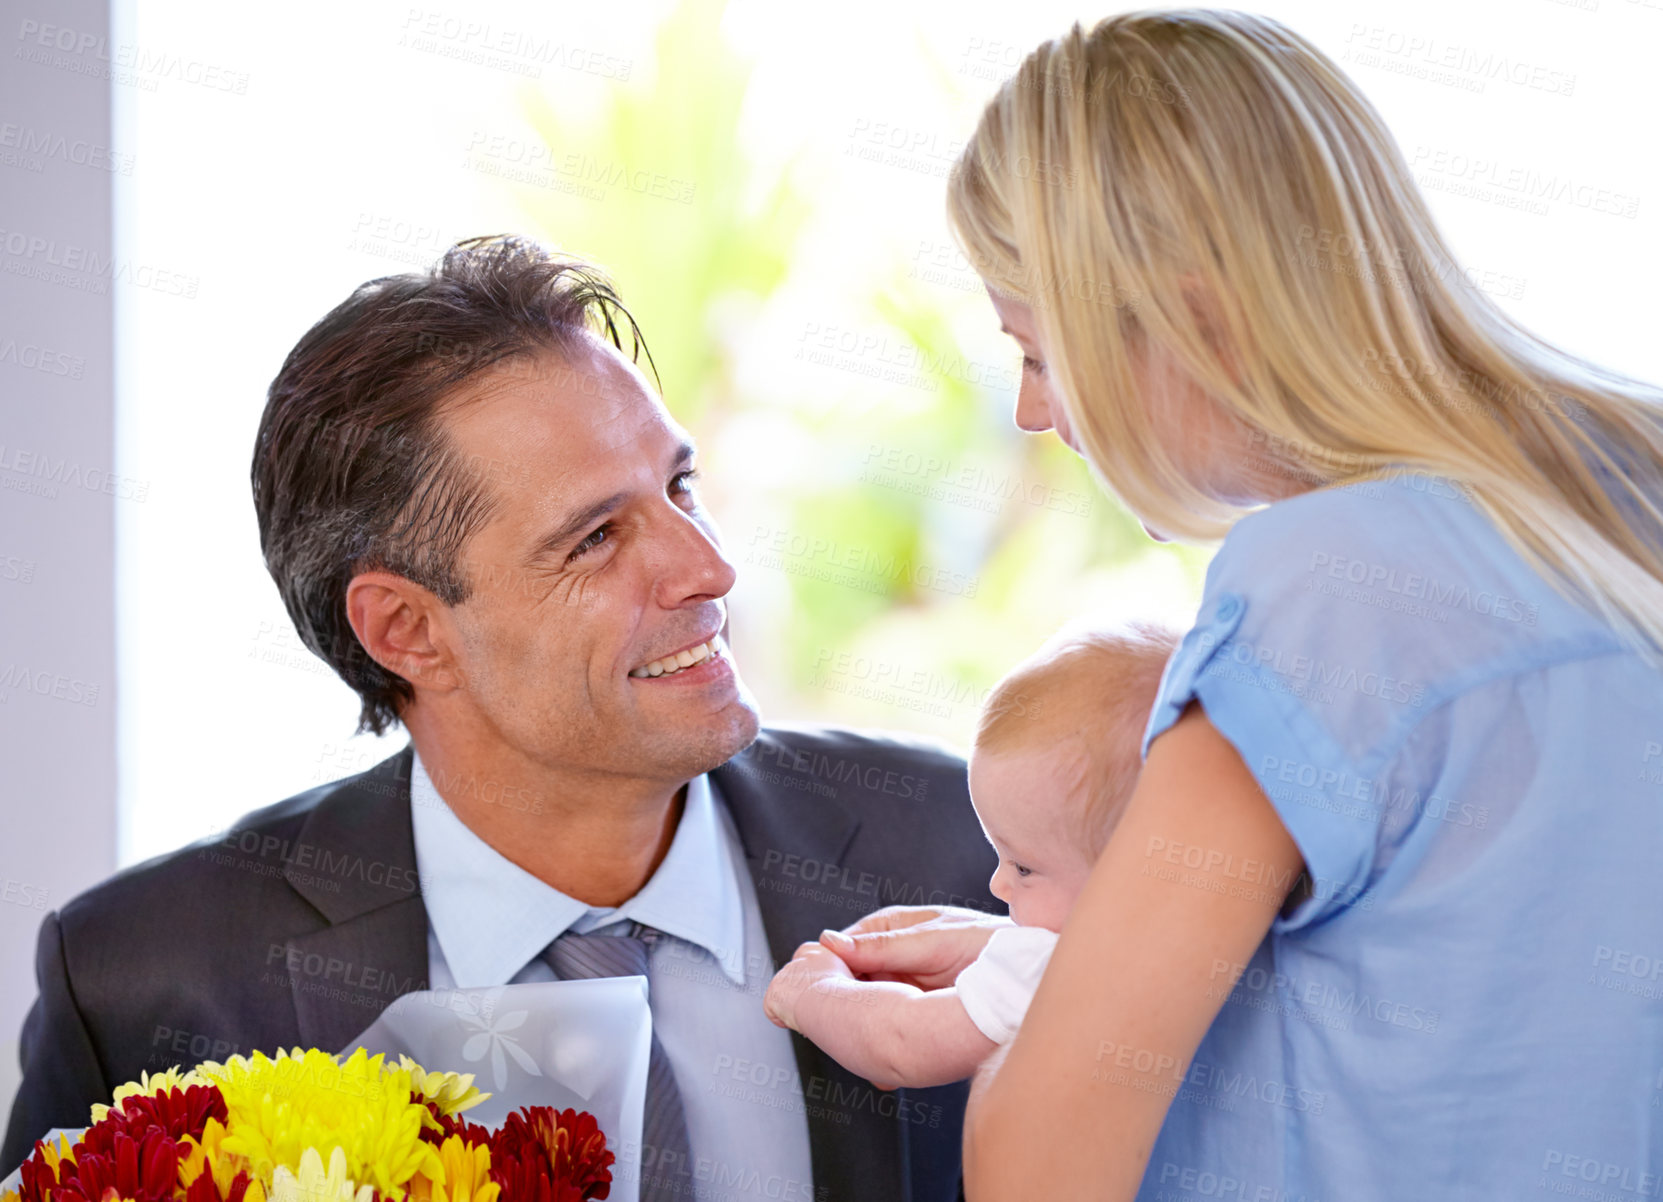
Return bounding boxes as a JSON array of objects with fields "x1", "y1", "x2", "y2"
[{"x1": 1013, "y1": 863, "x2": 1033, "y2": 878}]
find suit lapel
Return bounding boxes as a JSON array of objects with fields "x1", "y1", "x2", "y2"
[
  {"x1": 279, "y1": 746, "x2": 431, "y2": 1052},
  {"x1": 713, "y1": 741, "x2": 916, "y2": 1202},
  {"x1": 276, "y1": 737, "x2": 928, "y2": 1192}
]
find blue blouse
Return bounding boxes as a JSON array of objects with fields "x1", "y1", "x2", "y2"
[{"x1": 1138, "y1": 471, "x2": 1663, "y2": 1201}]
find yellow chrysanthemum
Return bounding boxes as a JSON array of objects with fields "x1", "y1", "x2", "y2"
[
  {"x1": 397, "y1": 1055, "x2": 489, "y2": 1118},
  {"x1": 90, "y1": 1067, "x2": 212, "y2": 1124},
  {"x1": 39, "y1": 1130, "x2": 77, "y2": 1174},
  {"x1": 197, "y1": 1048, "x2": 443, "y2": 1197},
  {"x1": 407, "y1": 1135, "x2": 497, "y2": 1202},
  {"x1": 178, "y1": 1116, "x2": 253, "y2": 1200},
  {"x1": 267, "y1": 1147, "x2": 374, "y2": 1202}
]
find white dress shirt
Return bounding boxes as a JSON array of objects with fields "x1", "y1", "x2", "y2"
[{"x1": 409, "y1": 753, "x2": 817, "y2": 1202}]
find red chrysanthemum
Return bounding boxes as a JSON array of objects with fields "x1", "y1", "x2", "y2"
[
  {"x1": 25, "y1": 1127, "x2": 182, "y2": 1202},
  {"x1": 12, "y1": 1142, "x2": 68, "y2": 1202},
  {"x1": 413, "y1": 1094, "x2": 494, "y2": 1149},
  {"x1": 85, "y1": 1085, "x2": 227, "y2": 1153},
  {"x1": 6, "y1": 1084, "x2": 228, "y2": 1202},
  {"x1": 183, "y1": 1166, "x2": 258, "y2": 1202},
  {"x1": 488, "y1": 1108, "x2": 613, "y2": 1202}
]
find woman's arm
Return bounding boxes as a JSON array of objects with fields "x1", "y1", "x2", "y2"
[{"x1": 962, "y1": 701, "x2": 1304, "y2": 1201}]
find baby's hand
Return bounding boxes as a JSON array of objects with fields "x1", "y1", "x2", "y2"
[
  {"x1": 767, "y1": 938, "x2": 999, "y2": 1091},
  {"x1": 764, "y1": 941, "x2": 856, "y2": 1032}
]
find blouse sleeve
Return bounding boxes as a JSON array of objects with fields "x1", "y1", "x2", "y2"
[
  {"x1": 1141, "y1": 588, "x2": 1391, "y2": 929},
  {"x1": 1142, "y1": 472, "x2": 1628, "y2": 931},
  {"x1": 1139, "y1": 494, "x2": 1467, "y2": 932}
]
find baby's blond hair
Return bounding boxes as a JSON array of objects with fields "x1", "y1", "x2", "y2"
[{"x1": 975, "y1": 622, "x2": 1180, "y2": 857}]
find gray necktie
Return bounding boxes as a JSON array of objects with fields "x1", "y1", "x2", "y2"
[{"x1": 541, "y1": 923, "x2": 692, "y2": 1202}]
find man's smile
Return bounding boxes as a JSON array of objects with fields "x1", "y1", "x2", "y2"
[{"x1": 629, "y1": 634, "x2": 727, "y2": 679}]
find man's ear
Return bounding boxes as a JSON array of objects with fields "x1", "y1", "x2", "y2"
[{"x1": 345, "y1": 570, "x2": 463, "y2": 695}]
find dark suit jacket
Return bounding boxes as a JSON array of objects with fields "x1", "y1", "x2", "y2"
[{"x1": 2, "y1": 726, "x2": 999, "y2": 1199}]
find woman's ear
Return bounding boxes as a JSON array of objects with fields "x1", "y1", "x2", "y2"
[
  {"x1": 345, "y1": 570, "x2": 463, "y2": 695},
  {"x1": 1178, "y1": 273, "x2": 1243, "y2": 386}
]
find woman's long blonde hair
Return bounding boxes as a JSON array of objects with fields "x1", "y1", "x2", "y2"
[{"x1": 948, "y1": 9, "x2": 1663, "y2": 655}]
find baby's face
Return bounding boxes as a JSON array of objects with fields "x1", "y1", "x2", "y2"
[{"x1": 968, "y1": 745, "x2": 1098, "y2": 932}]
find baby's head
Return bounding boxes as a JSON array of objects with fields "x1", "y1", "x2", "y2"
[{"x1": 970, "y1": 622, "x2": 1179, "y2": 931}]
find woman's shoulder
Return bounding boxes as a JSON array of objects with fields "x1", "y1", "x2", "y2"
[
  {"x1": 1146, "y1": 470, "x2": 1631, "y2": 771},
  {"x1": 1145, "y1": 473, "x2": 1645, "y2": 919},
  {"x1": 1224, "y1": 467, "x2": 1462, "y2": 542},
  {"x1": 1216, "y1": 470, "x2": 1509, "y2": 587},
  {"x1": 1204, "y1": 469, "x2": 1617, "y2": 659}
]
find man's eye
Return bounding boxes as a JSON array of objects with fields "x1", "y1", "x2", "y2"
[
  {"x1": 567, "y1": 525, "x2": 609, "y2": 561},
  {"x1": 671, "y1": 468, "x2": 700, "y2": 498},
  {"x1": 1021, "y1": 356, "x2": 1047, "y2": 377}
]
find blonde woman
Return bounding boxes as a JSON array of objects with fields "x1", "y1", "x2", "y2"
[{"x1": 782, "y1": 10, "x2": 1663, "y2": 1199}]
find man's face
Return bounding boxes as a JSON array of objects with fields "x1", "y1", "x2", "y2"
[{"x1": 431, "y1": 336, "x2": 760, "y2": 784}]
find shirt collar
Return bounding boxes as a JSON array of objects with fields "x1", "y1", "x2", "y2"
[{"x1": 409, "y1": 751, "x2": 747, "y2": 989}]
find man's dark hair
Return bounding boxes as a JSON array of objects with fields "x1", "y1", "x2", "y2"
[{"x1": 252, "y1": 234, "x2": 654, "y2": 736}]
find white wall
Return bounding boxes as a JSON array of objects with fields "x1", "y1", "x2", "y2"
[{"x1": 0, "y1": 0, "x2": 119, "y2": 1130}]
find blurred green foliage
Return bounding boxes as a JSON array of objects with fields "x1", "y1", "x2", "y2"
[
  {"x1": 516, "y1": 0, "x2": 1211, "y2": 743},
  {"x1": 520, "y1": 0, "x2": 806, "y2": 424}
]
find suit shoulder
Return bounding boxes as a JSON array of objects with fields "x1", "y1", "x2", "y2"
[
  {"x1": 730, "y1": 724, "x2": 971, "y2": 820},
  {"x1": 755, "y1": 723, "x2": 968, "y2": 775},
  {"x1": 54, "y1": 772, "x2": 345, "y2": 937},
  {"x1": 745, "y1": 727, "x2": 995, "y2": 911}
]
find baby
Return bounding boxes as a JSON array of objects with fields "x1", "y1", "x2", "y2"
[{"x1": 764, "y1": 622, "x2": 1179, "y2": 1089}]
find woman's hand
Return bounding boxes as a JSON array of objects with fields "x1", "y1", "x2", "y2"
[{"x1": 818, "y1": 905, "x2": 1013, "y2": 991}]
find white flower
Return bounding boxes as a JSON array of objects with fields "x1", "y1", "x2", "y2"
[
  {"x1": 397, "y1": 1053, "x2": 489, "y2": 1115},
  {"x1": 268, "y1": 1146, "x2": 376, "y2": 1202}
]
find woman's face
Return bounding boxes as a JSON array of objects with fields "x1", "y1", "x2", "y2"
[
  {"x1": 988, "y1": 288, "x2": 1081, "y2": 454},
  {"x1": 987, "y1": 287, "x2": 1287, "y2": 523}
]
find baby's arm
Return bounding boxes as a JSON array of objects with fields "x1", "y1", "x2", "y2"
[
  {"x1": 798, "y1": 979, "x2": 997, "y2": 1091},
  {"x1": 765, "y1": 944, "x2": 997, "y2": 1090}
]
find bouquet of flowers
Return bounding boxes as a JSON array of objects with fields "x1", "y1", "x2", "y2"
[{"x1": 0, "y1": 1048, "x2": 615, "y2": 1202}]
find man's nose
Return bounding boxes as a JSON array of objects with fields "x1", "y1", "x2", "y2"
[{"x1": 656, "y1": 508, "x2": 737, "y2": 606}]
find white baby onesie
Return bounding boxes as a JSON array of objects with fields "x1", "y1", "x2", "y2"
[{"x1": 954, "y1": 924, "x2": 1061, "y2": 1044}]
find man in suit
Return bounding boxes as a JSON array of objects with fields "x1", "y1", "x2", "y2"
[{"x1": 1, "y1": 236, "x2": 999, "y2": 1200}]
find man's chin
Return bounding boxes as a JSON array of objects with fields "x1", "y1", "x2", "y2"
[
  {"x1": 650, "y1": 697, "x2": 763, "y2": 782},
  {"x1": 706, "y1": 701, "x2": 764, "y2": 771}
]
